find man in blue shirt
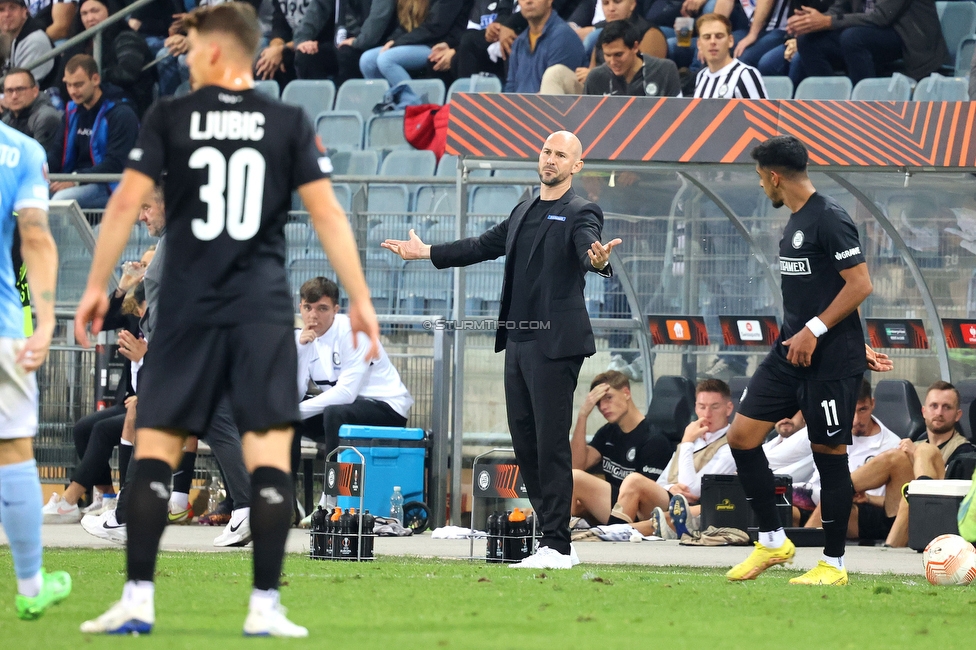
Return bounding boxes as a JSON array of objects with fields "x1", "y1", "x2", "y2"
[
  {"x1": 0, "y1": 121, "x2": 71, "y2": 620},
  {"x1": 503, "y1": 0, "x2": 586, "y2": 93}
]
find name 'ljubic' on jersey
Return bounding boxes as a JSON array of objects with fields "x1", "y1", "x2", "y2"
[
  {"x1": 774, "y1": 192, "x2": 866, "y2": 380},
  {"x1": 125, "y1": 86, "x2": 333, "y2": 330}
]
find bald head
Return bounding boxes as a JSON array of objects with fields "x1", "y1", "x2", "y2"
[{"x1": 538, "y1": 131, "x2": 584, "y2": 191}]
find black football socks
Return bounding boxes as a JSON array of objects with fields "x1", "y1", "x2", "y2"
[
  {"x1": 126, "y1": 459, "x2": 172, "y2": 581},
  {"x1": 250, "y1": 467, "x2": 294, "y2": 591},
  {"x1": 813, "y1": 451, "x2": 853, "y2": 560}
]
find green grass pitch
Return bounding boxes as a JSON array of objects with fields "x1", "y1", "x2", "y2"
[{"x1": 0, "y1": 549, "x2": 972, "y2": 648}]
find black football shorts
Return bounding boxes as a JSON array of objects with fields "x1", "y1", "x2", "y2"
[
  {"x1": 737, "y1": 353, "x2": 861, "y2": 446},
  {"x1": 135, "y1": 322, "x2": 299, "y2": 435}
]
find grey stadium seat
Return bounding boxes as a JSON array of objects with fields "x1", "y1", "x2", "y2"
[
  {"x1": 794, "y1": 76, "x2": 853, "y2": 100},
  {"x1": 763, "y1": 76, "x2": 793, "y2": 100},
  {"x1": 335, "y1": 79, "x2": 390, "y2": 120},
  {"x1": 399, "y1": 260, "x2": 452, "y2": 316},
  {"x1": 316, "y1": 110, "x2": 364, "y2": 151},
  {"x1": 414, "y1": 185, "x2": 457, "y2": 217},
  {"x1": 366, "y1": 113, "x2": 409, "y2": 150},
  {"x1": 872, "y1": 379, "x2": 925, "y2": 439},
  {"x1": 254, "y1": 79, "x2": 279, "y2": 99},
  {"x1": 380, "y1": 149, "x2": 437, "y2": 178},
  {"x1": 465, "y1": 259, "x2": 505, "y2": 316},
  {"x1": 913, "y1": 75, "x2": 969, "y2": 101},
  {"x1": 408, "y1": 78, "x2": 446, "y2": 105},
  {"x1": 937, "y1": 1, "x2": 976, "y2": 71},
  {"x1": 956, "y1": 36, "x2": 976, "y2": 78},
  {"x1": 447, "y1": 74, "x2": 503, "y2": 101},
  {"x1": 282, "y1": 79, "x2": 336, "y2": 120},
  {"x1": 436, "y1": 154, "x2": 459, "y2": 176},
  {"x1": 955, "y1": 379, "x2": 976, "y2": 439},
  {"x1": 851, "y1": 75, "x2": 912, "y2": 101},
  {"x1": 469, "y1": 185, "x2": 523, "y2": 215}
]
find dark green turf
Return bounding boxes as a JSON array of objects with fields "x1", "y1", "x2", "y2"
[{"x1": 0, "y1": 549, "x2": 972, "y2": 648}]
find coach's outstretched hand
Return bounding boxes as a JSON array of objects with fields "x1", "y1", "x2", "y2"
[
  {"x1": 865, "y1": 344, "x2": 894, "y2": 372},
  {"x1": 381, "y1": 229, "x2": 431, "y2": 261},
  {"x1": 348, "y1": 297, "x2": 381, "y2": 362},
  {"x1": 588, "y1": 238, "x2": 622, "y2": 271},
  {"x1": 74, "y1": 287, "x2": 110, "y2": 348}
]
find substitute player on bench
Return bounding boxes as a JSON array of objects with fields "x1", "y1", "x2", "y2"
[
  {"x1": 74, "y1": 3, "x2": 379, "y2": 637},
  {"x1": 726, "y1": 135, "x2": 892, "y2": 586}
]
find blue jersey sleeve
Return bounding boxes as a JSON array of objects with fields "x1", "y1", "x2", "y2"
[{"x1": 14, "y1": 138, "x2": 49, "y2": 213}]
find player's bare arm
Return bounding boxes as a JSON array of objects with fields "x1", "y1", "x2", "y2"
[
  {"x1": 381, "y1": 228, "x2": 431, "y2": 260},
  {"x1": 299, "y1": 178, "x2": 380, "y2": 361},
  {"x1": 783, "y1": 262, "x2": 872, "y2": 367},
  {"x1": 572, "y1": 384, "x2": 608, "y2": 470},
  {"x1": 74, "y1": 170, "x2": 155, "y2": 347},
  {"x1": 15, "y1": 207, "x2": 58, "y2": 371}
]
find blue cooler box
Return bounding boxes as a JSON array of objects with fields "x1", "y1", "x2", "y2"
[{"x1": 337, "y1": 425, "x2": 426, "y2": 516}]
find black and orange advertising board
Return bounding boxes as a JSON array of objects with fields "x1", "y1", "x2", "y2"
[
  {"x1": 647, "y1": 315, "x2": 709, "y2": 345},
  {"x1": 719, "y1": 315, "x2": 780, "y2": 346},
  {"x1": 866, "y1": 319, "x2": 928, "y2": 349},
  {"x1": 473, "y1": 463, "x2": 528, "y2": 499},
  {"x1": 324, "y1": 461, "x2": 364, "y2": 497}
]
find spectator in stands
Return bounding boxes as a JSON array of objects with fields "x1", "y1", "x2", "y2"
[
  {"x1": 41, "y1": 249, "x2": 152, "y2": 524},
  {"x1": 733, "y1": 0, "x2": 790, "y2": 70},
  {"x1": 256, "y1": 0, "x2": 336, "y2": 82},
  {"x1": 298, "y1": 0, "x2": 395, "y2": 87},
  {"x1": 504, "y1": 0, "x2": 585, "y2": 93},
  {"x1": 359, "y1": 0, "x2": 470, "y2": 88},
  {"x1": 799, "y1": 379, "x2": 901, "y2": 541},
  {"x1": 1, "y1": 67, "x2": 62, "y2": 164},
  {"x1": 581, "y1": 20, "x2": 680, "y2": 96},
  {"x1": 451, "y1": 0, "x2": 517, "y2": 82},
  {"x1": 842, "y1": 381, "x2": 976, "y2": 547},
  {"x1": 665, "y1": 0, "x2": 750, "y2": 73},
  {"x1": 123, "y1": 0, "x2": 175, "y2": 57},
  {"x1": 570, "y1": 370, "x2": 673, "y2": 526},
  {"x1": 427, "y1": 0, "x2": 505, "y2": 84},
  {"x1": 63, "y1": 0, "x2": 154, "y2": 116},
  {"x1": 789, "y1": 0, "x2": 948, "y2": 85},
  {"x1": 26, "y1": 0, "x2": 77, "y2": 41},
  {"x1": 609, "y1": 378, "x2": 737, "y2": 538},
  {"x1": 540, "y1": 0, "x2": 667, "y2": 94},
  {"x1": 50, "y1": 54, "x2": 140, "y2": 211},
  {"x1": 0, "y1": 0, "x2": 56, "y2": 88},
  {"x1": 763, "y1": 410, "x2": 816, "y2": 486},
  {"x1": 692, "y1": 13, "x2": 766, "y2": 98},
  {"x1": 294, "y1": 277, "x2": 413, "y2": 461}
]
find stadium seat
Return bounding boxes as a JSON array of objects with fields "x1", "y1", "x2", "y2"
[
  {"x1": 57, "y1": 259, "x2": 92, "y2": 303},
  {"x1": 366, "y1": 113, "x2": 409, "y2": 151},
  {"x1": 872, "y1": 379, "x2": 925, "y2": 439},
  {"x1": 851, "y1": 75, "x2": 912, "y2": 101},
  {"x1": 174, "y1": 80, "x2": 191, "y2": 97},
  {"x1": 913, "y1": 74, "x2": 969, "y2": 101},
  {"x1": 364, "y1": 256, "x2": 399, "y2": 313},
  {"x1": 288, "y1": 258, "x2": 337, "y2": 308},
  {"x1": 333, "y1": 183, "x2": 352, "y2": 211},
  {"x1": 447, "y1": 74, "x2": 503, "y2": 101},
  {"x1": 794, "y1": 76, "x2": 853, "y2": 100},
  {"x1": 437, "y1": 154, "x2": 459, "y2": 176},
  {"x1": 415, "y1": 185, "x2": 457, "y2": 216},
  {"x1": 465, "y1": 259, "x2": 505, "y2": 316},
  {"x1": 584, "y1": 275, "x2": 605, "y2": 318},
  {"x1": 344, "y1": 149, "x2": 381, "y2": 175},
  {"x1": 335, "y1": 78, "x2": 390, "y2": 120},
  {"x1": 763, "y1": 76, "x2": 794, "y2": 100},
  {"x1": 282, "y1": 79, "x2": 336, "y2": 120},
  {"x1": 469, "y1": 185, "x2": 524, "y2": 215},
  {"x1": 955, "y1": 379, "x2": 976, "y2": 439},
  {"x1": 284, "y1": 222, "x2": 312, "y2": 262},
  {"x1": 380, "y1": 149, "x2": 437, "y2": 178},
  {"x1": 646, "y1": 375, "x2": 696, "y2": 444},
  {"x1": 492, "y1": 168, "x2": 540, "y2": 182},
  {"x1": 399, "y1": 260, "x2": 452, "y2": 316},
  {"x1": 956, "y1": 35, "x2": 976, "y2": 78},
  {"x1": 937, "y1": 1, "x2": 976, "y2": 70},
  {"x1": 407, "y1": 78, "x2": 446, "y2": 105},
  {"x1": 254, "y1": 79, "x2": 280, "y2": 99},
  {"x1": 316, "y1": 110, "x2": 364, "y2": 151},
  {"x1": 729, "y1": 376, "x2": 750, "y2": 417}
]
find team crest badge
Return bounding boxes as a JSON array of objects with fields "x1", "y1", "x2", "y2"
[{"x1": 792, "y1": 231, "x2": 804, "y2": 249}]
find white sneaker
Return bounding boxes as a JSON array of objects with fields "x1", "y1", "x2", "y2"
[
  {"x1": 80, "y1": 599, "x2": 154, "y2": 634},
  {"x1": 569, "y1": 544, "x2": 581, "y2": 567},
  {"x1": 80, "y1": 489, "x2": 103, "y2": 514},
  {"x1": 606, "y1": 354, "x2": 628, "y2": 373},
  {"x1": 83, "y1": 496, "x2": 117, "y2": 517},
  {"x1": 509, "y1": 546, "x2": 574, "y2": 570},
  {"x1": 42, "y1": 493, "x2": 81, "y2": 524},
  {"x1": 81, "y1": 509, "x2": 127, "y2": 544},
  {"x1": 214, "y1": 509, "x2": 251, "y2": 547},
  {"x1": 243, "y1": 603, "x2": 308, "y2": 637},
  {"x1": 651, "y1": 507, "x2": 677, "y2": 540}
]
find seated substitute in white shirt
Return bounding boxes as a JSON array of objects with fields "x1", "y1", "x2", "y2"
[
  {"x1": 608, "y1": 379, "x2": 738, "y2": 537},
  {"x1": 293, "y1": 277, "x2": 413, "y2": 458},
  {"x1": 763, "y1": 411, "x2": 816, "y2": 485},
  {"x1": 800, "y1": 380, "x2": 901, "y2": 540}
]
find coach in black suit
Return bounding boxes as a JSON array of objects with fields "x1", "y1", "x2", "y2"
[{"x1": 383, "y1": 131, "x2": 621, "y2": 568}]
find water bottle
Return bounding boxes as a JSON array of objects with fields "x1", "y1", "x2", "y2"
[
  {"x1": 360, "y1": 510, "x2": 375, "y2": 559},
  {"x1": 338, "y1": 509, "x2": 355, "y2": 560},
  {"x1": 207, "y1": 471, "x2": 224, "y2": 514},
  {"x1": 310, "y1": 506, "x2": 327, "y2": 559},
  {"x1": 389, "y1": 486, "x2": 404, "y2": 525},
  {"x1": 327, "y1": 507, "x2": 341, "y2": 559},
  {"x1": 506, "y1": 508, "x2": 529, "y2": 562}
]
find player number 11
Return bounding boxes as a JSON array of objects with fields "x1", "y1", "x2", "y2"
[
  {"x1": 189, "y1": 146, "x2": 266, "y2": 241},
  {"x1": 820, "y1": 399, "x2": 839, "y2": 427}
]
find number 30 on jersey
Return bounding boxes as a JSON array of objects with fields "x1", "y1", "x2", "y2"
[{"x1": 189, "y1": 146, "x2": 266, "y2": 241}]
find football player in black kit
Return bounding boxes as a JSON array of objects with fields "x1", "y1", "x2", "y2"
[
  {"x1": 725, "y1": 135, "x2": 892, "y2": 586},
  {"x1": 74, "y1": 3, "x2": 379, "y2": 637}
]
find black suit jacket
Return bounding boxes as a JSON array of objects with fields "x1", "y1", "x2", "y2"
[{"x1": 430, "y1": 188, "x2": 612, "y2": 359}]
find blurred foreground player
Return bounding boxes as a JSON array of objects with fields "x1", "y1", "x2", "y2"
[
  {"x1": 0, "y1": 121, "x2": 71, "y2": 619},
  {"x1": 726, "y1": 135, "x2": 893, "y2": 586},
  {"x1": 74, "y1": 3, "x2": 379, "y2": 637}
]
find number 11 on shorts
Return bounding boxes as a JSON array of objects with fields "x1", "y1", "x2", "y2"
[{"x1": 821, "y1": 399, "x2": 839, "y2": 428}]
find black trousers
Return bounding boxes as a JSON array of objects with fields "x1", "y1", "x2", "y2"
[
  {"x1": 72, "y1": 404, "x2": 126, "y2": 492},
  {"x1": 455, "y1": 29, "x2": 507, "y2": 81},
  {"x1": 504, "y1": 340, "x2": 583, "y2": 556},
  {"x1": 292, "y1": 397, "x2": 408, "y2": 473},
  {"x1": 335, "y1": 44, "x2": 364, "y2": 87}
]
